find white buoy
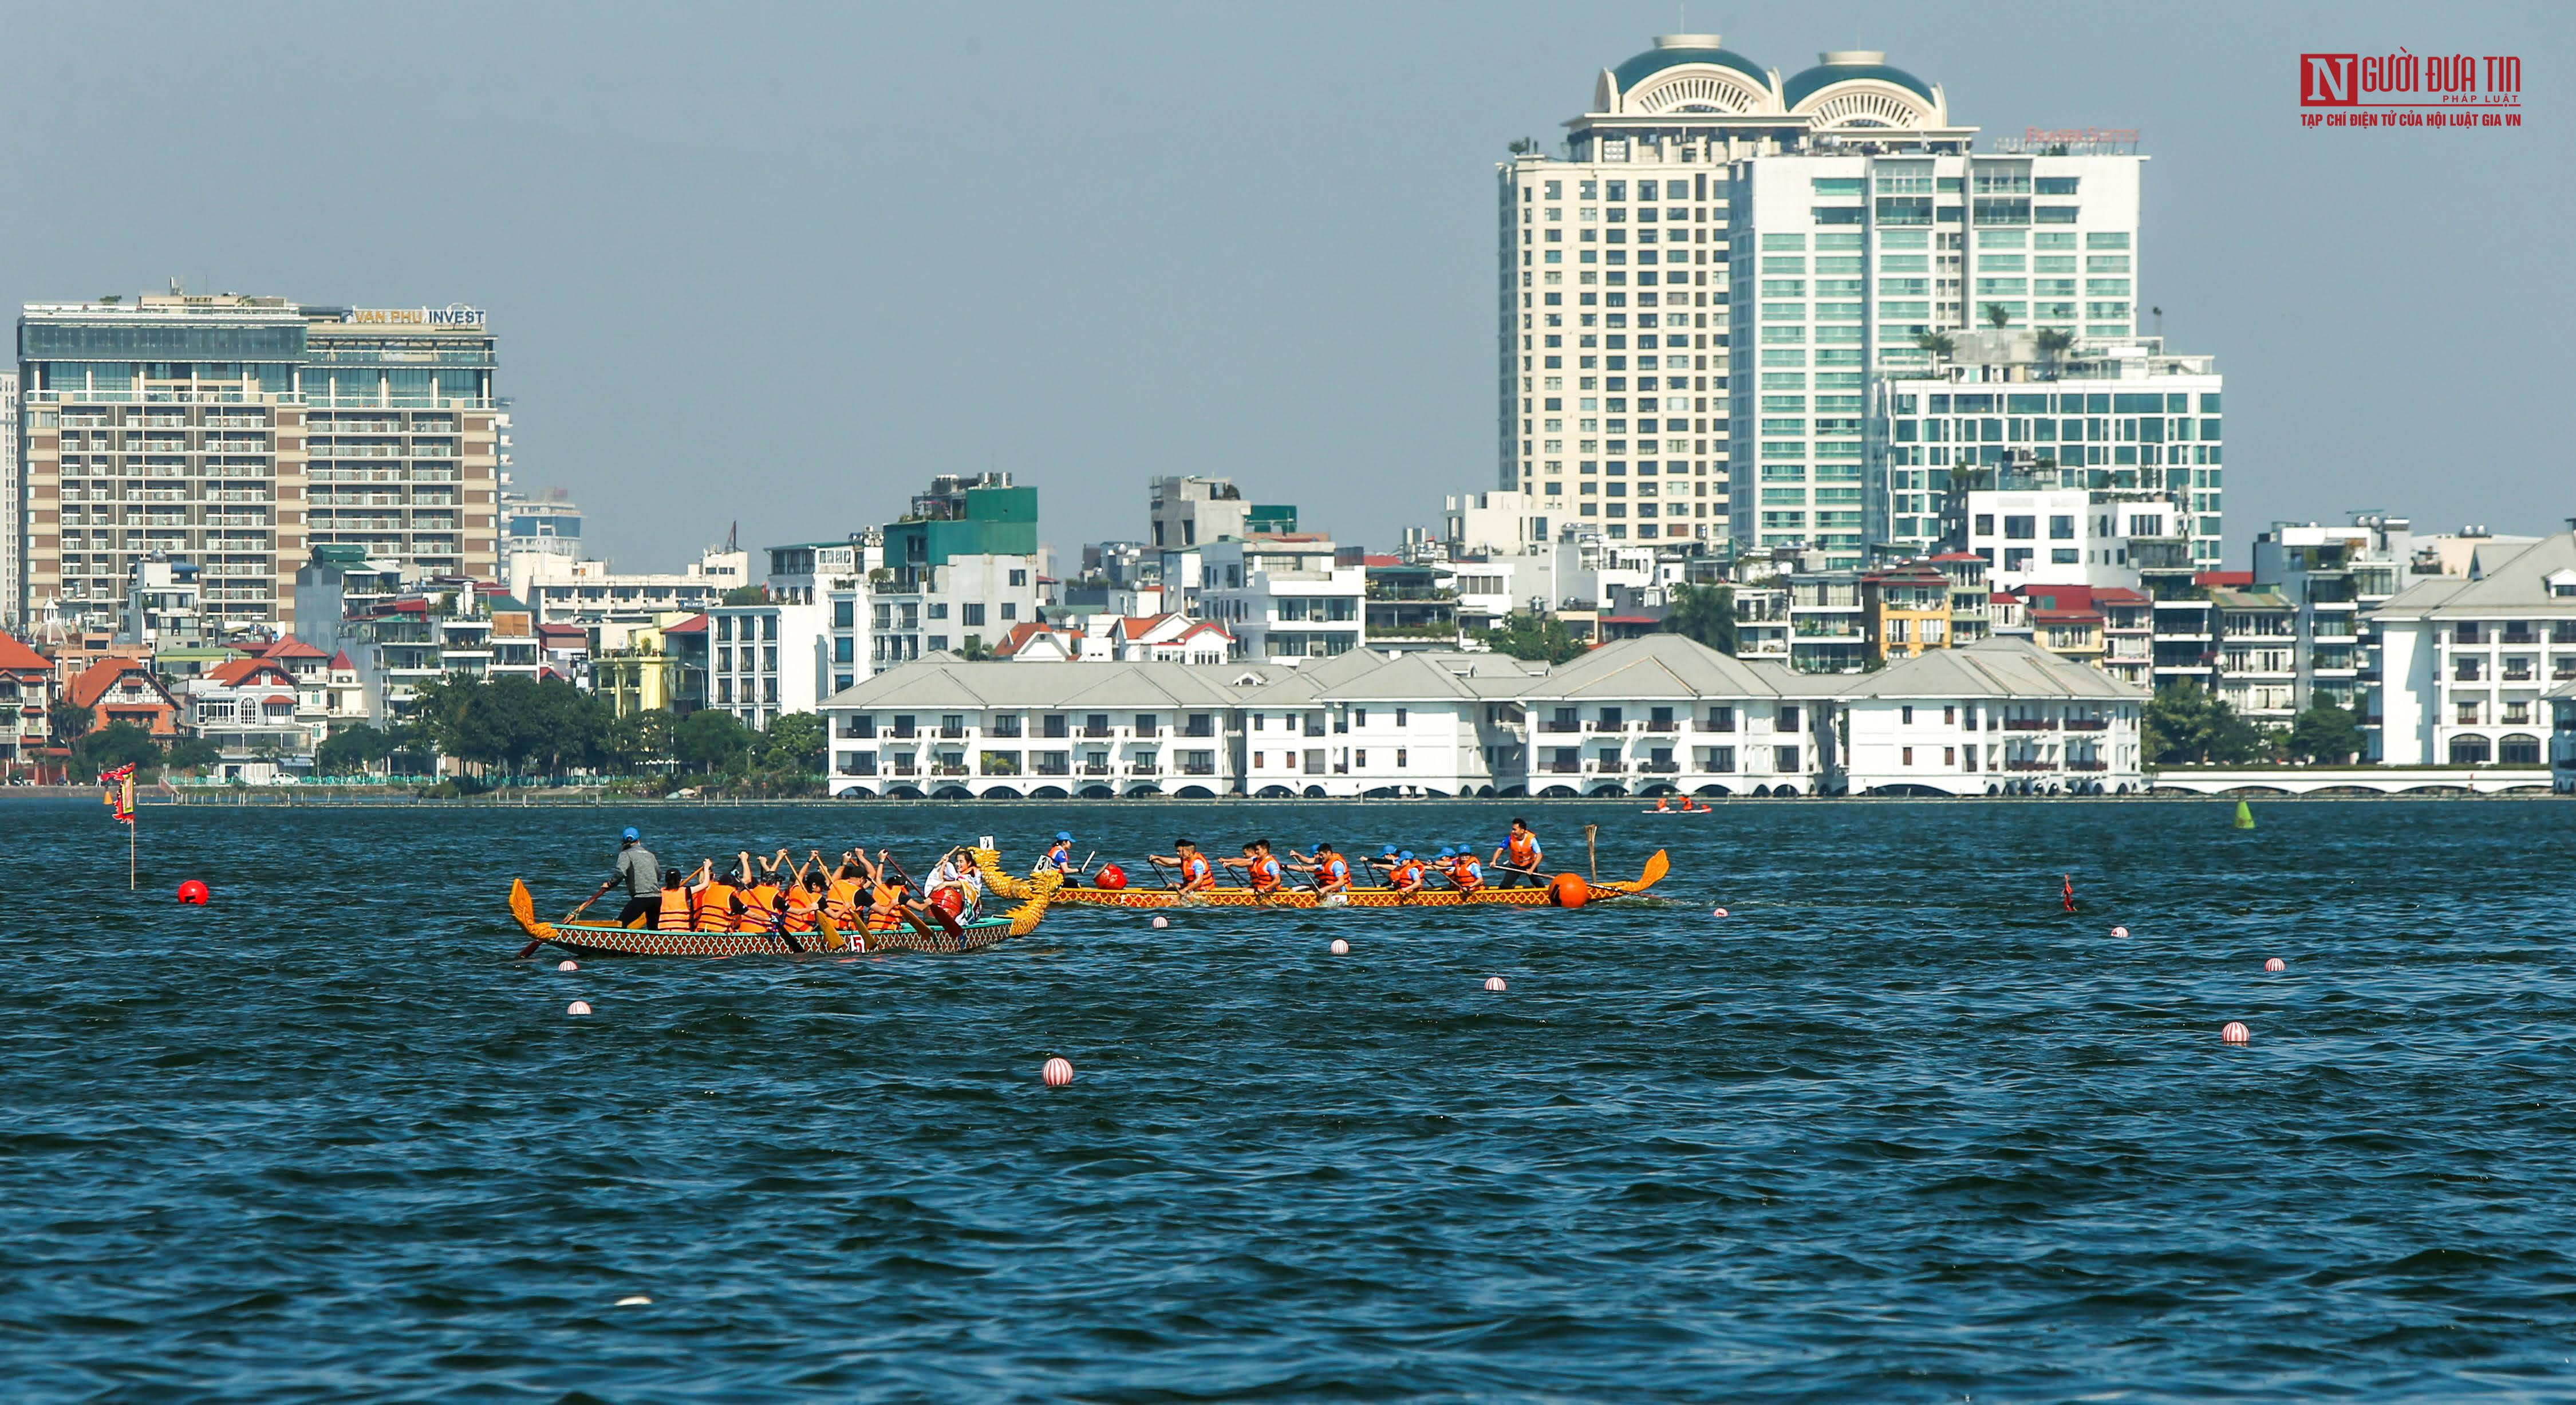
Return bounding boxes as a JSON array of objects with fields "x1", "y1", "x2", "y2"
[
  {"x1": 567, "y1": 1000, "x2": 593, "y2": 1016},
  {"x1": 1711, "y1": 906, "x2": 1729, "y2": 918},
  {"x1": 1330, "y1": 938, "x2": 1350, "y2": 954},
  {"x1": 2221, "y1": 1021, "x2": 2250, "y2": 1044},
  {"x1": 558, "y1": 960, "x2": 578, "y2": 972},
  {"x1": 1484, "y1": 976, "x2": 1508, "y2": 992},
  {"x1": 2265, "y1": 957, "x2": 2287, "y2": 973},
  {"x1": 2109, "y1": 926, "x2": 2130, "y2": 938},
  {"x1": 1043, "y1": 1057, "x2": 1075, "y2": 1087},
  {"x1": 614, "y1": 1295, "x2": 652, "y2": 1307},
  {"x1": 1151, "y1": 915, "x2": 1169, "y2": 929}
]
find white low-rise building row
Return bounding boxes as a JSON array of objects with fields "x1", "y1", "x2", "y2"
[{"x1": 815, "y1": 632, "x2": 2143, "y2": 799}]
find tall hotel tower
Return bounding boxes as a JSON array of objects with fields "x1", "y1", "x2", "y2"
[
  {"x1": 17, "y1": 293, "x2": 499, "y2": 632},
  {"x1": 1500, "y1": 36, "x2": 2144, "y2": 566}
]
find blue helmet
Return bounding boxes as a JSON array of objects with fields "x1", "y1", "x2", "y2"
[
  {"x1": 1382, "y1": 844, "x2": 1399, "y2": 856},
  {"x1": 1399, "y1": 850, "x2": 1415, "y2": 861},
  {"x1": 1437, "y1": 846, "x2": 1455, "y2": 858},
  {"x1": 1055, "y1": 831, "x2": 1074, "y2": 842},
  {"x1": 621, "y1": 826, "x2": 640, "y2": 842}
]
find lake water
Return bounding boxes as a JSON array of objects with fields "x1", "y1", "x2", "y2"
[{"x1": 3, "y1": 797, "x2": 2573, "y2": 1401}]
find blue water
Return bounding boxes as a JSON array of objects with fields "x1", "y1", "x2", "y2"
[{"x1": 4, "y1": 798, "x2": 2573, "y2": 1401}]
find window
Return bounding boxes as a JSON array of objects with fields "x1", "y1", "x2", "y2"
[
  {"x1": 1395, "y1": 708, "x2": 1408, "y2": 726},
  {"x1": 962, "y1": 603, "x2": 985, "y2": 626},
  {"x1": 2005, "y1": 515, "x2": 2036, "y2": 540},
  {"x1": 1008, "y1": 569, "x2": 1027, "y2": 586},
  {"x1": 1777, "y1": 705, "x2": 1801, "y2": 729},
  {"x1": 1395, "y1": 749, "x2": 1408, "y2": 768},
  {"x1": 1943, "y1": 706, "x2": 1956, "y2": 725},
  {"x1": 2052, "y1": 548, "x2": 2080, "y2": 565},
  {"x1": 1901, "y1": 705, "x2": 1914, "y2": 725},
  {"x1": 1902, "y1": 747, "x2": 1914, "y2": 765},
  {"x1": 1974, "y1": 514, "x2": 1994, "y2": 535},
  {"x1": 1775, "y1": 745, "x2": 1801, "y2": 772}
]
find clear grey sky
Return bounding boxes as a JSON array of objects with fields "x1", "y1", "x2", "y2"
[{"x1": 6, "y1": 1, "x2": 2567, "y2": 569}]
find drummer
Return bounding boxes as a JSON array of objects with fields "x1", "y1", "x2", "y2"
[{"x1": 1039, "y1": 831, "x2": 1081, "y2": 885}]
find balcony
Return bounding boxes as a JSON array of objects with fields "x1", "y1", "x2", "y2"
[
  {"x1": 930, "y1": 763, "x2": 970, "y2": 777},
  {"x1": 1079, "y1": 761, "x2": 1113, "y2": 776},
  {"x1": 1639, "y1": 759, "x2": 1681, "y2": 773},
  {"x1": 1078, "y1": 726, "x2": 1115, "y2": 739},
  {"x1": 1180, "y1": 762, "x2": 1218, "y2": 776},
  {"x1": 1183, "y1": 724, "x2": 1216, "y2": 739},
  {"x1": 1588, "y1": 720, "x2": 1630, "y2": 733},
  {"x1": 2064, "y1": 719, "x2": 2108, "y2": 732},
  {"x1": 1127, "y1": 762, "x2": 1161, "y2": 775},
  {"x1": 1591, "y1": 759, "x2": 1628, "y2": 774},
  {"x1": 890, "y1": 760, "x2": 920, "y2": 777},
  {"x1": 1538, "y1": 760, "x2": 1582, "y2": 775},
  {"x1": 2002, "y1": 719, "x2": 2058, "y2": 731},
  {"x1": 2003, "y1": 759, "x2": 2056, "y2": 771},
  {"x1": 1644, "y1": 720, "x2": 1680, "y2": 733},
  {"x1": 1035, "y1": 761, "x2": 1071, "y2": 778},
  {"x1": 2066, "y1": 760, "x2": 2109, "y2": 772},
  {"x1": 938, "y1": 726, "x2": 965, "y2": 739},
  {"x1": 1539, "y1": 720, "x2": 1581, "y2": 733}
]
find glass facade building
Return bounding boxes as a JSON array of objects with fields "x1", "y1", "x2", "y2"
[{"x1": 15, "y1": 294, "x2": 498, "y2": 632}]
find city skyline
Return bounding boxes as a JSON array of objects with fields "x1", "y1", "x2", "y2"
[{"x1": 3, "y1": 1, "x2": 2565, "y2": 569}]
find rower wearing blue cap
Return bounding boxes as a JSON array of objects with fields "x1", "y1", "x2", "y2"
[
  {"x1": 583, "y1": 825, "x2": 662, "y2": 928},
  {"x1": 1293, "y1": 841, "x2": 1352, "y2": 894},
  {"x1": 1391, "y1": 849, "x2": 1426, "y2": 894}
]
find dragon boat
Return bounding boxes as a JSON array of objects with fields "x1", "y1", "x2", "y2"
[
  {"x1": 1048, "y1": 850, "x2": 1668, "y2": 909},
  {"x1": 506, "y1": 847, "x2": 1063, "y2": 957}
]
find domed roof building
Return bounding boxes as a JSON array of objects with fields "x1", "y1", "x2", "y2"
[{"x1": 1572, "y1": 35, "x2": 1964, "y2": 152}]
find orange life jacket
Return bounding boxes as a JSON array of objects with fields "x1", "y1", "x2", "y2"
[
  {"x1": 1319, "y1": 856, "x2": 1350, "y2": 889},
  {"x1": 736, "y1": 882, "x2": 782, "y2": 933},
  {"x1": 1507, "y1": 832, "x2": 1539, "y2": 867},
  {"x1": 825, "y1": 876, "x2": 863, "y2": 921},
  {"x1": 1394, "y1": 860, "x2": 1424, "y2": 889},
  {"x1": 1250, "y1": 855, "x2": 1282, "y2": 892},
  {"x1": 782, "y1": 887, "x2": 820, "y2": 933},
  {"x1": 1180, "y1": 854, "x2": 1212, "y2": 888},
  {"x1": 866, "y1": 880, "x2": 905, "y2": 930},
  {"x1": 1453, "y1": 857, "x2": 1484, "y2": 891},
  {"x1": 695, "y1": 881, "x2": 738, "y2": 932},
  {"x1": 656, "y1": 889, "x2": 693, "y2": 930}
]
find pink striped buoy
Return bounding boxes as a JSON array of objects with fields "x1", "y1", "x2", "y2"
[
  {"x1": 1042, "y1": 1057, "x2": 1075, "y2": 1087},
  {"x1": 1330, "y1": 938, "x2": 1350, "y2": 954},
  {"x1": 1484, "y1": 976, "x2": 1508, "y2": 992},
  {"x1": 558, "y1": 960, "x2": 578, "y2": 972},
  {"x1": 1711, "y1": 906, "x2": 1729, "y2": 918},
  {"x1": 1151, "y1": 915, "x2": 1169, "y2": 929},
  {"x1": 2221, "y1": 1021, "x2": 2250, "y2": 1044},
  {"x1": 566, "y1": 1000, "x2": 593, "y2": 1017},
  {"x1": 2265, "y1": 957, "x2": 2286, "y2": 973},
  {"x1": 2109, "y1": 925, "x2": 2129, "y2": 938}
]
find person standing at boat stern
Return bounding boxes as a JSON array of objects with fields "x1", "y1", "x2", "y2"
[
  {"x1": 582, "y1": 827, "x2": 663, "y2": 926},
  {"x1": 1490, "y1": 818, "x2": 1543, "y2": 889}
]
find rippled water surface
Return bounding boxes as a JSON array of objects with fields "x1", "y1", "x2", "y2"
[{"x1": 5, "y1": 797, "x2": 2575, "y2": 1401}]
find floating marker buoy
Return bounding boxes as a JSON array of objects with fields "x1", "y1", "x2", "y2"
[
  {"x1": 1042, "y1": 1057, "x2": 1075, "y2": 1087},
  {"x1": 2221, "y1": 1021, "x2": 2250, "y2": 1044},
  {"x1": 1484, "y1": 976, "x2": 1508, "y2": 992},
  {"x1": 2110, "y1": 925, "x2": 2129, "y2": 938},
  {"x1": 558, "y1": 960, "x2": 578, "y2": 972},
  {"x1": 1151, "y1": 915, "x2": 1169, "y2": 929},
  {"x1": 567, "y1": 1001, "x2": 592, "y2": 1016},
  {"x1": 176, "y1": 879, "x2": 210, "y2": 905},
  {"x1": 614, "y1": 1295, "x2": 652, "y2": 1307},
  {"x1": 1547, "y1": 873, "x2": 1589, "y2": 909},
  {"x1": 2234, "y1": 799, "x2": 2256, "y2": 830},
  {"x1": 1711, "y1": 906, "x2": 1729, "y2": 918},
  {"x1": 1330, "y1": 938, "x2": 1350, "y2": 954},
  {"x1": 2265, "y1": 957, "x2": 2287, "y2": 972}
]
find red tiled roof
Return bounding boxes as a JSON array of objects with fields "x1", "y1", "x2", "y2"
[
  {"x1": 661, "y1": 613, "x2": 708, "y2": 635},
  {"x1": 2093, "y1": 587, "x2": 2149, "y2": 603},
  {"x1": 68, "y1": 657, "x2": 160, "y2": 711},
  {"x1": 328, "y1": 651, "x2": 356, "y2": 670},
  {"x1": 207, "y1": 658, "x2": 295, "y2": 688},
  {"x1": 265, "y1": 694, "x2": 297, "y2": 707},
  {"x1": 259, "y1": 638, "x2": 326, "y2": 660},
  {"x1": 2029, "y1": 607, "x2": 2104, "y2": 623},
  {"x1": 0, "y1": 630, "x2": 48, "y2": 672}
]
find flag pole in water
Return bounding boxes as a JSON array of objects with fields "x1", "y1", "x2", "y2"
[{"x1": 101, "y1": 763, "x2": 139, "y2": 889}]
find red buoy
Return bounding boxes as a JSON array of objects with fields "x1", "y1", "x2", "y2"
[{"x1": 176, "y1": 879, "x2": 210, "y2": 905}]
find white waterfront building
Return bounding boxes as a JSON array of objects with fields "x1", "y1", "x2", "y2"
[
  {"x1": 1498, "y1": 35, "x2": 2144, "y2": 565},
  {"x1": 816, "y1": 632, "x2": 2141, "y2": 799},
  {"x1": 2369, "y1": 531, "x2": 2576, "y2": 767},
  {"x1": 1838, "y1": 635, "x2": 2146, "y2": 796}
]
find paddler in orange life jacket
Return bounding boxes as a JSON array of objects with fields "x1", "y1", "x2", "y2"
[
  {"x1": 1389, "y1": 849, "x2": 1427, "y2": 894},
  {"x1": 692, "y1": 859, "x2": 743, "y2": 932},
  {"x1": 1291, "y1": 842, "x2": 1352, "y2": 894},
  {"x1": 822, "y1": 850, "x2": 871, "y2": 926},
  {"x1": 735, "y1": 850, "x2": 788, "y2": 933},
  {"x1": 1222, "y1": 839, "x2": 1286, "y2": 894},
  {"x1": 1490, "y1": 817, "x2": 1544, "y2": 889},
  {"x1": 1439, "y1": 846, "x2": 1485, "y2": 893},
  {"x1": 654, "y1": 866, "x2": 693, "y2": 932},
  {"x1": 1148, "y1": 839, "x2": 1217, "y2": 893}
]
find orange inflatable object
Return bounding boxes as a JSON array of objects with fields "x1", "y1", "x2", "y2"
[{"x1": 1548, "y1": 873, "x2": 1589, "y2": 908}]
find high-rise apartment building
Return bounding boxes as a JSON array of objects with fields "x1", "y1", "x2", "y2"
[
  {"x1": 1, "y1": 369, "x2": 18, "y2": 628},
  {"x1": 16, "y1": 293, "x2": 498, "y2": 634},
  {"x1": 1501, "y1": 37, "x2": 2145, "y2": 566}
]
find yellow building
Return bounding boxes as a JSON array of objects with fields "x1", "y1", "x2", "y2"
[
  {"x1": 1861, "y1": 564, "x2": 1955, "y2": 661},
  {"x1": 593, "y1": 610, "x2": 703, "y2": 716}
]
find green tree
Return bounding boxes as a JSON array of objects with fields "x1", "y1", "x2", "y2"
[
  {"x1": 605, "y1": 708, "x2": 677, "y2": 773},
  {"x1": 2035, "y1": 327, "x2": 2074, "y2": 380},
  {"x1": 1983, "y1": 302, "x2": 2011, "y2": 329},
  {"x1": 1485, "y1": 612, "x2": 1587, "y2": 665},
  {"x1": 2143, "y1": 682, "x2": 2273, "y2": 765},
  {"x1": 754, "y1": 711, "x2": 827, "y2": 778},
  {"x1": 314, "y1": 723, "x2": 395, "y2": 776},
  {"x1": 163, "y1": 737, "x2": 223, "y2": 774},
  {"x1": 956, "y1": 634, "x2": 992, "y2": 661},
  {"x1": 676, "y1": 707, "x2": 753, "y2": 773},
  {"x1": 1914, "y1": 330, "x2": 1956, "y2": 365},
  {"x1": 76, "y1": 721, "x2": 164, "y2": 775},
  {"x1": 1662, "y1": 583, "x2": 1737, "y2": 654},
  {"x1": 48, "y1": 700, "x2": 93, "y2": 744},
  {"x1": 2285, "y1": 701, "x2": 2365, "y2": 764},
  {"x1": 720, "y1": 585, "x2": 771, "y2": 606}
]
